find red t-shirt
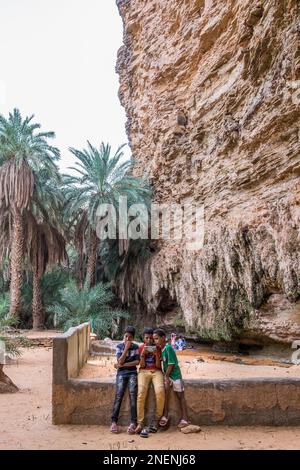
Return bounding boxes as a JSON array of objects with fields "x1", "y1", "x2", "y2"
[{"x1": 139, "y1": 344, "x2": 162, "y2": 370}]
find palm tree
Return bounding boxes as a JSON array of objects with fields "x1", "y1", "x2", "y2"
[
  {"x1": 0, "y1": 109, "x2": 60, "y2": 318},
  {"x1": 64, "y1": 142, "x2": 150, "y2": 287},
  {"x1": 0, "y1": 178, "x2": 67, "y2": 330},
  {"x1": 27, "y1": 174, "x2": 67, "y2": 330},
  {"x1": 27, "y1": 214, "x2": 67, "y2": 330}
]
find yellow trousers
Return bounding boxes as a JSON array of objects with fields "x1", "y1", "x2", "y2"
[{"x1": 137, "y1": 369, "x2": 165, "y2": 425}]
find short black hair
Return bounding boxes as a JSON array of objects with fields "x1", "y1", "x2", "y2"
[
  {"x1": 125, "y1": 326, "x2": 136, "y2": 337},
  {"x1": 153, "y1": 328, "x2": 166, "y2": 338},
  {"x1": 143, "y1": 327, "x2": 154, "y2": 336}
]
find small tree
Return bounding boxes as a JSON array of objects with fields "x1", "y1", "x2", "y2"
[{"x1": 48, "y1": 280, "x2": 129, "y2": 338}]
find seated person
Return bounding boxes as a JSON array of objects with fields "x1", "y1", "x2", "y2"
[
  {"x1": 110, "y1": 326, "x2": 140, "y2": 435},
  {"x1": 176, "y1": 336, "x2": 187, "y2": 351},
  {"x1": 153, "y1": 328, "x2": 190, "y2": 429},
  {"x1": 136, "y1": 327, "x2": 165, "y2": 437}
]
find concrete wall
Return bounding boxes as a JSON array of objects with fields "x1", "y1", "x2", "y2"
[
  {"x1": 52, "y1": 322, "x2": 90, "y2": 384},
  {"x1": 52, "y1": 325, "x2": 300, "y2": 425},
  {"x1": 53, "y1": 376, "x2": 300, "y2": 426}
]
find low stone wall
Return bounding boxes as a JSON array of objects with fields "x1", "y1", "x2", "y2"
[
  {"x1": 54, "y1": 376, "x2": 300, "y2": 426},
  {"x1": 52, "y1": 324, "x2": 300, "y2": 426},
  {"x1": 52, "y1": 322, "x2": 90, "y2": 384}
]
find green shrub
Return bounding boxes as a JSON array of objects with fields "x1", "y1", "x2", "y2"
[
  {"x1": 0, "y1": 294, "x2": 28, "y2": 357},
  {"x1": 47, "y1": 280, "x2": 129, "y2": 338}
]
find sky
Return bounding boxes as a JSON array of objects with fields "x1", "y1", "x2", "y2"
[{"x1": 0, "y1": 0, "x2": 130, "y2": 171}]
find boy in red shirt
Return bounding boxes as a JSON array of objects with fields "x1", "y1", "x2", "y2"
[{"x1": 135, "y1": 327, "x2": 165, "y2": 436}]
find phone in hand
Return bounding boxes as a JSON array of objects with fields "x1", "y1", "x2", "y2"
[{"x1": 144, "y1": 345, "x2": 156, "y2": 352}]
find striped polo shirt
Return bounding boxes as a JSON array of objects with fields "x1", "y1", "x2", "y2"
[{"x1": 116, "y1": 342, "x2": 140, "y2": 377}]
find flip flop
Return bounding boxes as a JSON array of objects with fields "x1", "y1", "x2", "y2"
[
  {"x1": 135, "y1": 424, "x2": 143, "y2": 434},
  {"x1": 140, "y1": 428, "x2": 149, "y2": 438},
  {"x1": 110, "y1": 422, "x2": 118, "y2": 433},
  {"x1": 127, "y1": 423, "x2": 136, "y2": 435},
  {"x1": 177, "y1": 419, "x2": 190, "y2": 429},
  {"x1": 149, "y1": 424, "x2": 158, "y2": 433},
  {"x1": 159, "y1": 416, "x2": 169, "y2": 427}
]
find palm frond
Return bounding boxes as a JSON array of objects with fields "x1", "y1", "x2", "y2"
[{"x1": 47, "y1": 280, "x2": 129, "y2": 338}]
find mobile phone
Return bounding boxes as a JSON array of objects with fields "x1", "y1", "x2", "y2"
[{"x1": 144, "y1": 345, "x2": 156, "y2": 352}]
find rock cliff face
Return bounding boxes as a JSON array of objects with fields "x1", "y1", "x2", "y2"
[{"x1": 116, "y1": 0, "x2": 300, "y2": 344}]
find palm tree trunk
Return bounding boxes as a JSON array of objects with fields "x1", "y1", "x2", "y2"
[
  {"x1": 32, "y1": 269, "x2": 44, "y2": 330},
  {"x1": 85, "y1": 230, "x2": 98, "y2": 288},
  {"x1": 9, "y1": 208, "x2": 24, "y2": 319}
]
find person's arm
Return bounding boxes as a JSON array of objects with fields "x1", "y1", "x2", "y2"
[
  {"x1": 165, "y1": 364, "x2": 174, "y2": 379},
  {"x1": 139, "y1": 345, "x2": 146, "y2": 369},
  {"x1": 164, "y1": 346, "x2": 177, "y2": 383},
  {"x1": 118, "y1": 341, "x2": 131, "y2": 365},
  {"x1": 117, "y1": 345, "x2": 140, "y2": 369},
  {"x1": 140, "y1": 355, "x2": 146, "y2": 368},
  {"x1": 155, "y1": 349, "x2": 161, "y2": 369},
  {"x1": 118, "y1": 360, "x2": 140, "y2": 369}
]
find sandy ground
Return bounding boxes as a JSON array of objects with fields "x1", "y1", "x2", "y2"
[
  {"x1": 1, "y1": 347, "x2": 300, "y2": 450},
  {"x1": 79, "y1": 349, "x2": 300, "y2": 381},
  {"x1": 22, "y1": 330, "x2": 61, "y2": 339}
]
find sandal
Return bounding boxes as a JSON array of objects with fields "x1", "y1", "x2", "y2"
[
  {"x1": 177, "y1": 419, "x2": 190, "y2": 429},
  {"x1": 149, "y1": 421, "x2": 158, "y2": 433},
  {"x1": 140, "y1": 428, "x2": 149, "y2": 438},
  {"x1": 159, "y1": 416, "x2": 169, "y2": 427},
  {"x1": 127, "y1": 423, "x2": 136, "y2": 435},
  {"x1": 135, "y1": 424, "x2": 143, "y2": 434},
  {"x1": 110, "y1": 422, "x2": 118, "y2": 433},
  {"x1": 149, "y1": 425, "x2": 158, "y2": 433}
]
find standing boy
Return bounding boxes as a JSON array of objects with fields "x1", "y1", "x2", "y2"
[
  {"x1": 136, "y1": 327, "x2": 165, "y2": 436},
  {"x1": 153, "y1": 328, "x2": 190, "y2": 429},
  {"x1": 110, "y1": 326, "x2": 140, "y2": 434}
]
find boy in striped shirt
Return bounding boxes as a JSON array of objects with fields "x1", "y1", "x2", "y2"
[{"x1": 110, "y1": 326, "x2": 140, "y2": 434}]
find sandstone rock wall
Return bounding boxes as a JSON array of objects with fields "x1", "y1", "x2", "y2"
[{"x1": 116, "y1": 0, "x2": 300, "y2": 343}]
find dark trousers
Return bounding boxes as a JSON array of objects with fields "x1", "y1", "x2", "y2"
[{"x1": 111, "y1": 373, "x2": 138, "y2": 424}]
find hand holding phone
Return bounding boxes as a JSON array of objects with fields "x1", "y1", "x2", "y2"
[{"x1": 144, "y1": 345, "x2": 156, "y2": 353}]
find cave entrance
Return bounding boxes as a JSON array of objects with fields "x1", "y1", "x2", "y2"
[
  {"x1": 155, "y1": 287, "x2": 186, "y2": 334},
  {"x1": 157, "y1": 287, "x2": 178, "y2": 314}
]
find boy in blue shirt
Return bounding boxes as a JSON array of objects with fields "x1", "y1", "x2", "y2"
[{"x1": 110, "y1": 326, "x2": 140, "y2": 434}]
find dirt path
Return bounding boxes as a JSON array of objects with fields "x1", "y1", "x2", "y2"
[
  {"x1": 79, "y1": 348, "x2": 300, "y2": 381},
  {"x1": 1, "y1": 348, "x2": 300, "y2": 450}
]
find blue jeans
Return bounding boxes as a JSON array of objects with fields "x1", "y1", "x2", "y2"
[{"x1": 111, "y1": 374, "x2": 137, "y2": 424}]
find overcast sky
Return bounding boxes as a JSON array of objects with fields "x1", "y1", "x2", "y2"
[{"x1": 0, "y1": 0, "x2": 130, "y2": 171}]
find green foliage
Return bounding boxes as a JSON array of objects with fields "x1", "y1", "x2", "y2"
[
  {"x1": 0, "y1": 108, "x2": 60, "y2": 171},
  {"x1": 0, "y1": 293, "x2": 9, "y2": 318},
  {"x1": 0, "y1": 110, "x2": 151, "y2": 330},
  {"x1": 20, "y1": 267, "x2": 70, "y2": 328},
  {"x1": 0, "y1": 294, "x2": 28, "y2": 357},
  {"x1": 64, "y1": 142, "x2": 151, "y2": 228},
  {"x1": 41, "y1": 269, "x2": 70, "y2": 312},
  {"x1": 63, "y1": 141, "x2": 151, "y2": 288},
  {"x1": 99, "y1": 238, "x2": 152, "y2": 281},
  {"x1": 196, "y1": 303, "x2": 251, "y2": 342},
  {"x1": 0, "y1": 258, "x2": 9, "y2": 294},
  {"x1": 47, "y1": 280, "x2": 129, "y2": 338}
]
